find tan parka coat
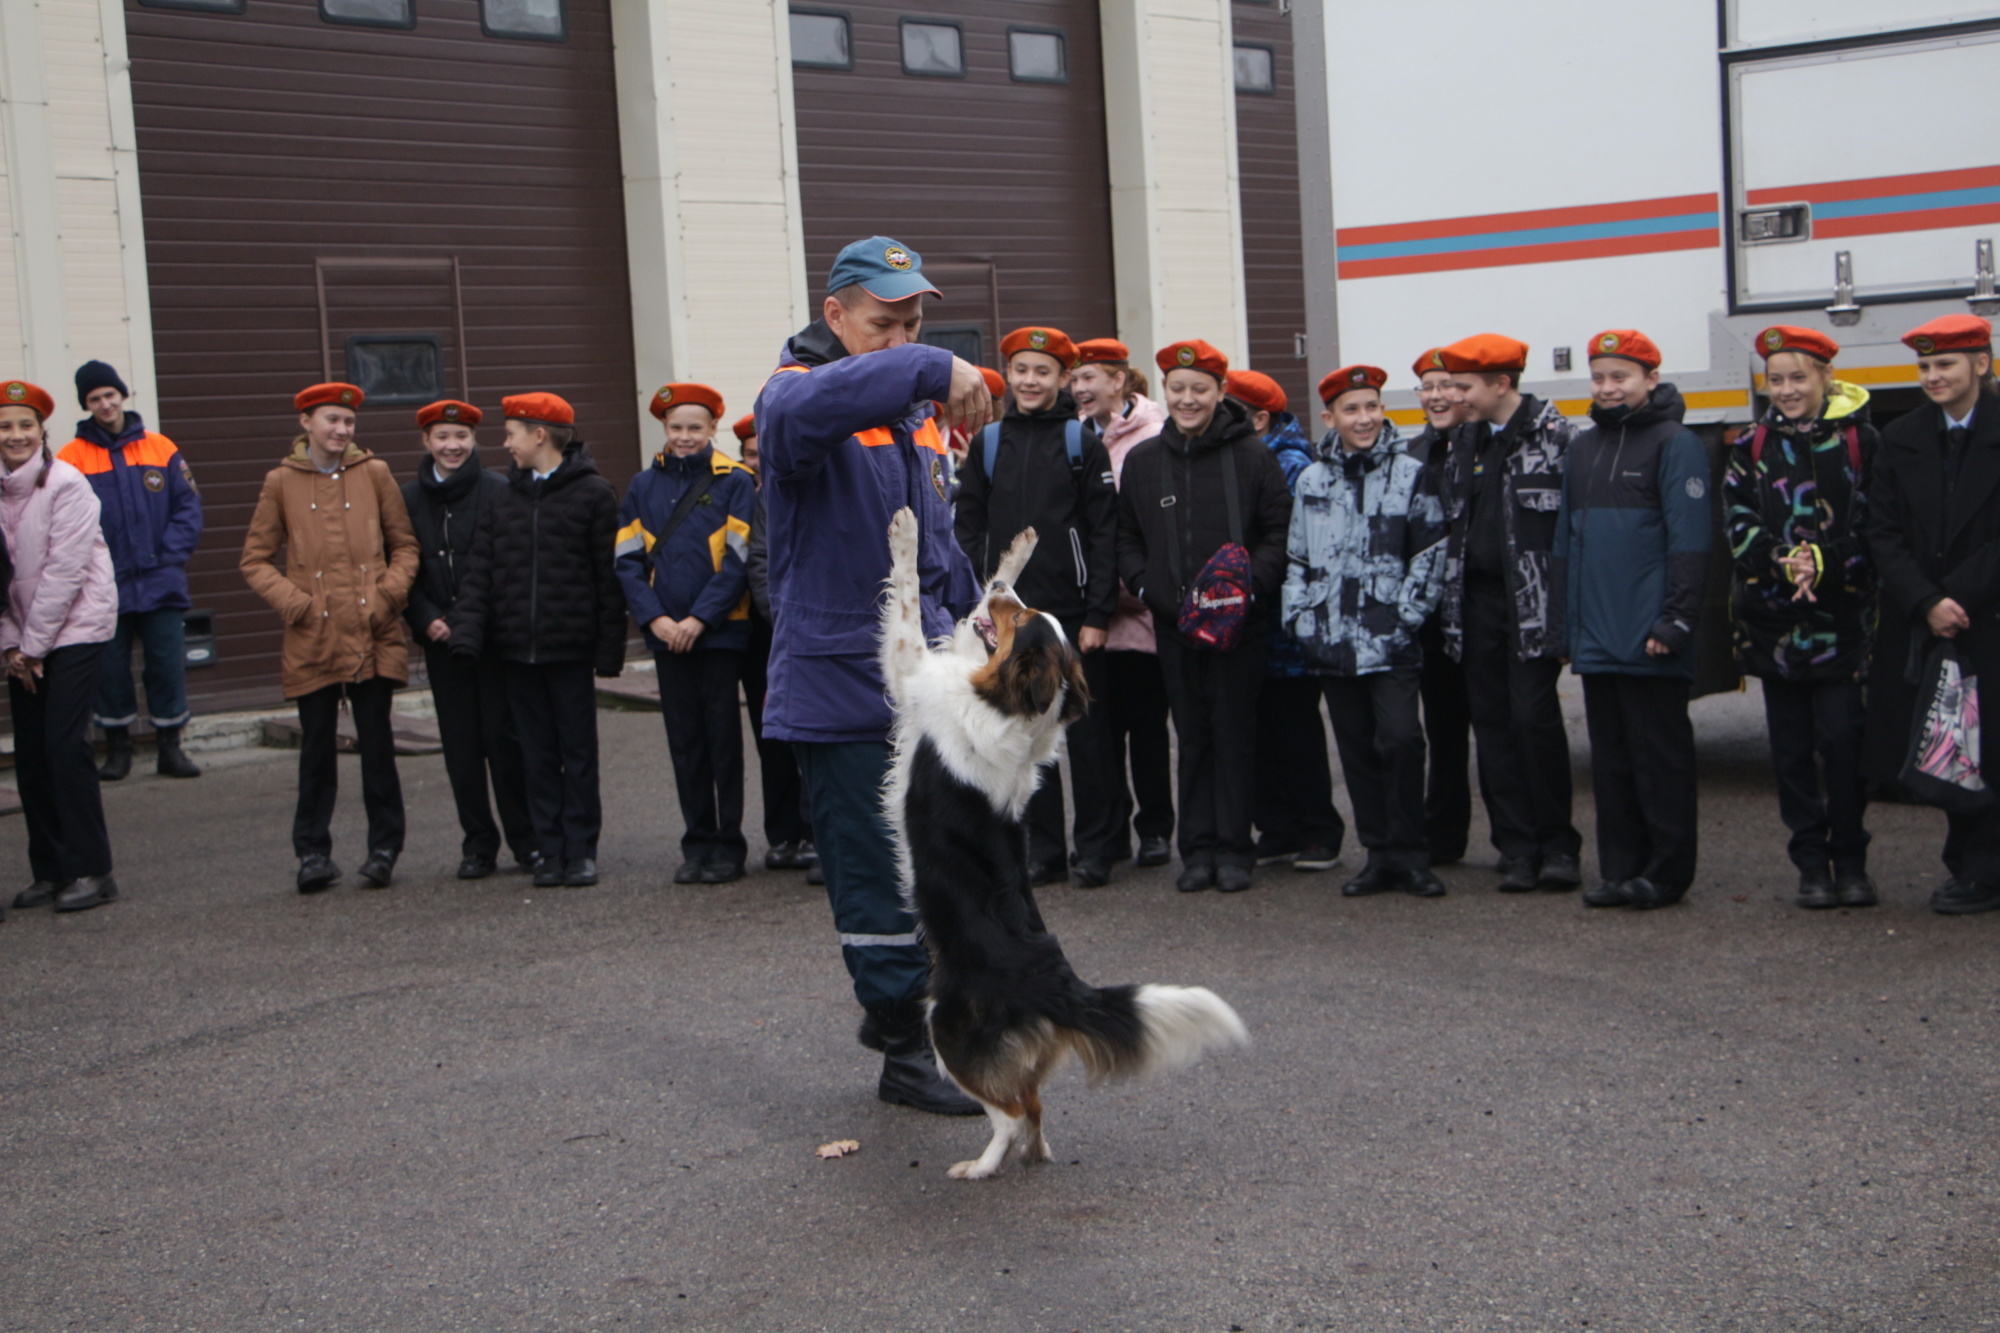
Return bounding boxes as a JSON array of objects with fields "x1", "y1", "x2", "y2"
[{"x1": 240, "y1": 439, "x2": 420, "y2": 698}]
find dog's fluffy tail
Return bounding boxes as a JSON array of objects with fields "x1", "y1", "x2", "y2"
[{"x1": 1063, "y1": 983, "x2": 1249, "y2": 1085}]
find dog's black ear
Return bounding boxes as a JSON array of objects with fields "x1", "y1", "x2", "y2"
[
  {"x1": 1057, "y1": 645, "x2": 1089, "y2": 725},
  {"x1": 1000, "y1": 649, "x2": 1061, "y2": 718}
]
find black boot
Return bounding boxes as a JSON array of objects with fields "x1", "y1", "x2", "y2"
[
  {"x1": 155, "y1": 726, "x2": 201, "y2": 778},
  {"x1": 98, "y1": 726, "x2": 132, "y2": 782},
  {"x1": 873, "y1": 1001, "x2": 982, "y2": 1115}
]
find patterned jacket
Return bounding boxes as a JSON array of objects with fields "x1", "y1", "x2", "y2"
[
  {"x1": 1437, "y1": 396, "x2": 1573, "y2": 662},
  {"x1": 1281, "y1": 422, "x2": 1449, "y2": 676}
]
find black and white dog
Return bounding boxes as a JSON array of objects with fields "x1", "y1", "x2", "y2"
[{"x1": 879, "y1": 508, "x2": 1248, "y2": 1180}]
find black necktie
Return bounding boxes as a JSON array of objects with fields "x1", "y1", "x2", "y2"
[{"x1": 1945, "y1": 424, "x2": 1970, "y2": 491}]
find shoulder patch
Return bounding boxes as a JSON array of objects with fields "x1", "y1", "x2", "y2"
[{"x1": 1684, "y1": 476, "x2": 1706, "y2": 500}]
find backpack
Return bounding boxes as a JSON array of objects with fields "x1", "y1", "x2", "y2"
[
  {"x1": 981, "y1": 418, "x2": 1084, "y2": 482},
  {"x1": 1160, "y1": 445, "x2": 1253, "y2": 652}
]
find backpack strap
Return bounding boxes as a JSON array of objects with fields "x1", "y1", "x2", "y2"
[
  {"x1": 1749, "y1": 422, "x2": 1768, "y2": 466},
  {"x1": 1064, "y1": 418, "x2": 1084, "y2": 472},
  {"x1": 1221, "y1": 445, "x2": 1243, "y2": 549},
  {"x1": 649, "y1": 470, "x2": 719, "y2": 582},
  {"x1": 1844, "y1": 423, "x2": 1861, "y2": 475},
  {"x1": 1157, "y1": 446, "x2": 1183, "y2": 599},
  {"x1": 980, "y1": 422, "x2": 1002, "y2": 481}
]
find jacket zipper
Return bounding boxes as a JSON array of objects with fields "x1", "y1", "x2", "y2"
[{"x1": 528, "y1": 496, "x2": 541, "y2": 665}]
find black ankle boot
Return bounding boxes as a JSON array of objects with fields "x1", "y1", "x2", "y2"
[
  {"x1": 98, "y1": 726, "x2": 132, "y2": 781},
  {"x1": 872, "y1": 1001, "x2": 982, "y2": 1115},
  {"x1": 155, "y1": 726, "x2": 201, "y2": 778}
]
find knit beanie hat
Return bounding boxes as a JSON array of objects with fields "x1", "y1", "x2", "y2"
[{"x1": 75, "y1": 360, "x2": 129, "y2": 408}]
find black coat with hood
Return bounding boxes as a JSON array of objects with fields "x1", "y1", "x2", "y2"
[
  {"x1": 448, "y1": 440, "x2": 627, "y2": 676},
  {"x1": 401, "y1": 458, "x2": 509, "y2": 640},
  {"x1": 1115, "y1": 396, "x2": 1292, "y2": 644}
]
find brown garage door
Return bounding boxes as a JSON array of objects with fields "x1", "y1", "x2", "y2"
[
  {"x1": 1232, "y1": 0, "x2": 1308, "y2": 414},
  {"x1": 790, "y1": 0, "x2": 1117, "y2": 369},
  {"x1": 125, "y1": 0, "x2": 638, "y2": 714}
]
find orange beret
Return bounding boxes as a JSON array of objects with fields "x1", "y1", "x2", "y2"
[
  {"x1": 502, "y1": 391, "x2": 574, "y2": 426},
  {"x1": 1438, "y1": 334, "x2": 1529, "y2": 375},
  {"x1": 1903, "y1": 314, "x2": 1992, "y2": 357},
  {"x1": 1756, "y1": 325, "x2": 1838, "y2": 363},
  {"x1": 1412, "y1": 347, "x2": 1450, "y2": 379},
  {"x1": 1587, "y1": 329, "x2": 1661, "y2": 370},
  {"x1": 1156, "y1": 339, "x2": 1228, "y2": 378},
  {"x1": 1318, "y1": 365, "x2": 1388, "y2": 406},
  {"x1": 1074, "y1": 338, "x2": 1130, "y2": 367},
  {"x1": 1225, "y1": 370, "x2": 1287, "y2": 416},
  {"x1": 1001, "y1": 327, "x2": 1077, "y2": 368},
  {"x1": 417, "y1": 399, "x2": 481, "y2": 429},
  {"x1": 979, "y1": 367, "x2": 1006, "y2": 397},
  {"x1": 732, "y1": 413, "x2": 757, "y2": 442},
  {"x1": 651, "y1": 382, "x2": 724, "y2": 422},
  {"x1": 295, "y1": 382, "x2": 365, "y2": 414},
  {"x1": 0, "y1": 379, "x2": 56, "y2": 421}
]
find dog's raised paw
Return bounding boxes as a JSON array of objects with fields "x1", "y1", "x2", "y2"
[
  {"x1": 887, "y1": 507, "x2": 919, "y2": 567},
  {"x1": 948, "y1": 1159, "x2": 999, "y2": 1181}
]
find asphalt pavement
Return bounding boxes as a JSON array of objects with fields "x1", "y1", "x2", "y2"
[{"x1": 2, "y1": 681, "x2": 1996, "y2": 1332}]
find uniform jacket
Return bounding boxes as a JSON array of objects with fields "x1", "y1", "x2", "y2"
[
  {"x1": 1281, "y1": 422, "x2": 1448, "y2": 676},
  {"x1": 239, "y1": 440, "x2": 419, "y2": 699},
  {"x1": 1725, "y1": 382, "x2": 1879, "y2": 682},
  {"x1": 1865, "y1": 388, "x2": 2000, "y2": 679},
  {"x1": 57, "y1": 412, "x2": 202, "y2": 615},
  {"x1": 1552, "y1": 384, "x2": 1711, "y2": 679},
  {"x1": 449, "y1": 441, "x2": 626, "y2": 676},
  {"x1": 1114, "y1": 397, "x2": 1292, "y2": 647},
  {"x1": 401, "y1": 458, "x2": 508, "y2": 639},
  {"x1": 953, "y1": 389, "x2": 1117, "y2": 629},
  {"x1": 1438, "y1": 396, "x2": 1573, "y2": 662},
  {"x1": 0, "y1": 448, "x2": 117, "y2": 659},
  {"x1": 1098, "y1": 394, "x2": 1168, "y2": 653},
  {"x1": 754, "y1": 319, "x2": 979, "y2": 743},
  {"x1": 615, "y1": 443, "x2": 757, "y2": 654}
]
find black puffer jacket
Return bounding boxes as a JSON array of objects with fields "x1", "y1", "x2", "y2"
[
  {"x1": 401, "y1": 458, "x2": 509, "y2": 638},
  {"x1": 449, "y1": 441, "x2": 627, "y2": 675},
  {"x1": 1115, "y1": 397, "x2": 1292, "y2": 640}
]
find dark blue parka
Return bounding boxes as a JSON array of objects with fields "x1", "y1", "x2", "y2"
[
  {"x1": 615, "y1": 443, "x2": 757, "y2": 654},
  {"x1": 57, "y1": 412, "x2": 202, "y2": 614}
]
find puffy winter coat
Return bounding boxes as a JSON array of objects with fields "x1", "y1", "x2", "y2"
[
  {"x1": 57, "y1": 411, "x2": 202, "y2": 615},
  {"x1": 240, "y1": 440, "x2": 419, "y2": 698},
  {"x1": 1437, "y1": 396, "x2": 1573, "y2": 662},
  {"x1": 1552, "y1": 384, "x2": 1711, "y2": 679},
  {"x1": 1725, "y1": 382, "x2": 1878, "y2": 682},
  {"x1": 0, "y1": 447, "x2": 117, "y2": 658},
  {"x1": 401, "y1": 458, "x2": 508, "y2": 639},
  {"x1": 615, "y1": 443, "x2": 757, "y2": 654},
  {"x1": 448, "y1": 441, "x2": 626, "y2": 676},
  {"x1": 1281, "y1": 422, "x2": 1448, "y2": 676},
  {"x1": 1263, "y1": 411, "x2": 1315, "y2": 489},
  {"x1": 1098, "y1": 394, "x2": 1168, "y2": 653},
  {"x1": 1263, "y1": 418, "x2": 1324, "y2": 679}
]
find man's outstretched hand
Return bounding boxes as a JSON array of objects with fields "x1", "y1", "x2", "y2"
[{"x1": 943, "y1": 357, "x2": 996, "y2": 435}]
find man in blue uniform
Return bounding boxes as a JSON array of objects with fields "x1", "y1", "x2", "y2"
[{"x1": 756, "y1": 236, "x2": 992, "y2": 1114}]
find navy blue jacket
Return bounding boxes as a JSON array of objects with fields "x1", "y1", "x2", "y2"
[
  {"x1": 616, "y1": 444, "x2": 757, "y2": 654},
  {"x1": 57, "y1": 412, "x2": 202, "y2": 614}
]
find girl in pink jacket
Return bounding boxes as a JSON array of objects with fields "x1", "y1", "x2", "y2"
[{"x1": 0, "y1": 379, "x2": 119, "y2": 916}]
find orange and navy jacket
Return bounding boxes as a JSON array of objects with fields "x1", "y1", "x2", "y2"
[
  {"x1": 615, "y1": 443, "x2": 756, "y2": 653},
  {"x1": 57, "y1": 412, "x2": 203, "y2": 614},
  {"x1": 753, "y1": 318, "x2": 979, "y2": 743}
]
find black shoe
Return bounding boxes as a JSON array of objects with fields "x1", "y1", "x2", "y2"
[
  {"x1": 1932, "y1": 877, "x2": 2000, "y2": 915},
  {"x1": 1136, "y1": 836, "x2": 1172, "y2": 868},
  {"x1": 805, "y1": 863, "x2": 825, "y2": 886},
  {"x1": 1293, "y1": 844, "x2": 1340, "y2": 873},
  {"x1": 795, "y1": 839, "x2": 820, "y2": 867},
  {"x1": 1176, "y1": 863, "x2": 1215, "y2": 893},
  {"x1": 1834, "y1": 868, "x2": 1877, "y2": 908},
  {"x1": 1428, "y1": 837, "x2": 1467, "y2": 867},
  {"x1": 1254, "y1": 846, "x2": 1299, "y2": 867},
  {"x1": 1496, "y1": 856, "x2": 1540, "y2": 893},
  {"x1": 98, "y1": 726, "x2": 132, "y2": 782},
  {"x1": 1342, "y1": 863, "x2": 1401, "y2": 897},
  {"x1": 297, "y1": 856, "x2": 339, "y2": 894},
  {"x1": 532, "y1": 861, "x2": 567, "y2": 888},
  {"x1": 564, "y1": 858, "x2": 599, "y2": 887},
  {"x1": 1404, "y1": 868, "x2": 1447, "y2": 898},
  {"x1": 856, "y1": 1011, "x2": 886, "y2": 1052},
  {"x1": 1072, "y1": 858, "x2": 1111, "y2": 888},
  {"x1": 514, "y1": 848, "x2": 545, "y2": 874},
  {"x1": 12, "y1": 880, "x2": 59, "y2": 910},
  {"x1": 764, "y1": 841, "x2": 804, "y2": 871},
  {"x1": 357, "y1": 851, "x2": 396, "y2": 889},
  {"x1": 1539, "y1": 854, "x2": 1582, "y2": 890},
  {"x1": 697, "y1": 861, "x2": 743, "y2": 884},
  {"x1": 873, "y1": 1004, "x2": 982, "y2": 1116},
  {"x1": 54, "y1": 875, "x2": 118, "y2": 913},
  {"x1": 1796, "y1": 867, "x2": 1837, "y2": 910},
  {"x1": 1626, "y1": 877, "x2": 1685, "y2": 911},
  {"x1": 1028, "y1": 860, "x2": 1067, "y2": 888},
  {"x1": 673, "y1": 860, "x2": 704, "y2": 885},
  {"x1": 154, "y1": 727, "x2": 202, "y2": 778},
  {"x1": 1582, "y1": 880, "x2": 1631, "y2": 908},
  {"x1": 1215, "y1": 864, "x2": 1253, "y2": 893},
  {"x1": 457, "y1": 855, "x2": 497, "y2": 881}
]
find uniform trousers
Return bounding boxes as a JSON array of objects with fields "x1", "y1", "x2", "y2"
[
  {"x1": 1253, "y1": 674, "x2": 1344, "y2": 857},
  {"x1": 1759, "y1": 676, "x2": 1869, "y2": 874},
  {"x1": 292, "y1": 675, "x2": 405, "y2": 860},
  {"x1": 744, "y1": 618, "x2": 809, "y2": 847},
  {"x1": 1156, "y1": 628, "x2": 1266, "y2": 870},
  {"x1": 425, "y1": 644, "x2": 533, "y2": 863},
  {"x1": 12, "y1": 641, "x2": 113, "y2": 882},
  {"x1": 654, "y1": 647, "x2": 748, "y2": 867},
  {"x1": 505, "y1": 660, "x2": 601, "y2": 863},
  {"x1": 1461, "y1": 579, "x2": 1580, "y2": 864},
  {"x1": 1581, "y1": 673, "x2": 1697, "y2": 893},
  {"x1": 1417, "y1": 615, "x2": 1473, "y2": 863},
  {"x1": 795, "y1": 740, "x2": 928, "y2": 1013},
  {"x1": 1102, "y1": 648, "x2": 1175, "y2": 848},
  {"x1": 1320, "y1": 669, "x2": 1428, "y2": 873},
  {"x1": 1025, "y1": 624, "x2": 1119, "y2": 868},
  {"x1": 94, "y1": 608, "x2": 190, "y2": 729}
]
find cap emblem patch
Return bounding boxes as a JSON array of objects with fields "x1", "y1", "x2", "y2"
[
  {"x1": 339, "y1": 388, "x2": 357, "y2": 405},
  {"x1": 1029, "y1": 330, "x2": 1048, "y2": 350},
  {"x1": 1176, "y1": 346, "x2": 1196, "y2": 367},
  {"x1": 1762, "y1": 329, "x2": 1784, "y2": 353},
  {"x1": 884, "y1": 246, "x2": 913, "y2": 271},
  {"x1": 658, "y1": 386, "x2": 674, "y2": 404},
  {"x1": 4, "y1": 383, "x2": 21, "y2": 402},
  {"x1": 1599, "y1": 333, "x2": 1620, "y2": 353},
  {"x1": 1350, "y1": 369, "x2": 1368, "y2": 385},
  {"x1": 1914, "y1": 335, "x2": 1937, "y2": 355},
  {"x1": 444, "y1": 405, "x2": 461, "y2": 419},
  {"x1": 1428, "y1": 352, "x2": 1444, "y2": 369}
]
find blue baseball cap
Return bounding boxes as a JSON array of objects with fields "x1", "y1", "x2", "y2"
[{"x1": 827, "y1": 236, "x2": 943, "y2": 302}]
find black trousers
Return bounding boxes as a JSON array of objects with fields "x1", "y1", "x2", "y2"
[
  {"x1": 1156, "y1": 629, "x2": 1265, "y2": 869},
  {"x1": 505, "y1": 660, "x2": 602, "y2": 863},
  {"x1": 1321, "y1": 669, "x2": 1428, "y2": 872},
  {"x1": 1026, "y1": 628, "x2": 1120, "y2": 867},
  {"x1": 1760, "y1": 676, "x2": 1869, "y2": 873},
  {"x1": 1103, "y1": 648, "x2": 1175, "y2": 846},
  {"x1": 12, "y1": 641, "x2": 112, "y2": 882},
  {"x1": 1582, "y1": 673, "x2": 1697, "y2": 893},
  {"x1": 293, "y1": 676, "x2": 405, "y2": 860},
  {"x1": 1418, "y1": 616, "x2": 1473, "y2": 863},
  {"x1": 655, "y1": 648, "x2": 748, "y2": 866},
  {"x1": 744, "y1": 619, "x2": 809, "y2": 847},
  {"x1": 1253, "y1": 674, "x2": 1344, "y2": 856},
  {"x1": 426, "y1": 644, "x2": 534, "y2": 862},
  {"x1": 1461, "y1": 580, "x2": 1580, "y2": 864}
]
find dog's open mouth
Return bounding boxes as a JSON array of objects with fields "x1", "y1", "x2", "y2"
[{"x1": 974, "y1": 615, "x2": 998, "y2": 652}]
